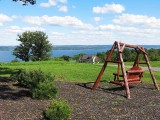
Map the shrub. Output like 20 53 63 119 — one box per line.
11 59 19 63
10 69 30 85
11 69 54 89
44 99 72 120
10 69 57 99
32 80 58 99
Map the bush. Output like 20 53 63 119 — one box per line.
44 99 71 120
60 55 70 61
32 80 58 99
11 69 54 89
11 69 57 99
11 59 19 63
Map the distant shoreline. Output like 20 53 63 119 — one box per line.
0 45 160 51
0 45 160 62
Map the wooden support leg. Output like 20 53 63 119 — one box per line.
143 52 159 90
120 56 131 99
118 43 131 99
92 62 107 90
93 42 116 90
124 77 131 99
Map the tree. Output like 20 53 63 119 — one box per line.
12 0 36 5
148 48 160 61
60 55 70 61
13 31 52 61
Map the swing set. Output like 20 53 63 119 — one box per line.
93 41 159 99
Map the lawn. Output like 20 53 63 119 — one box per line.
0 60 160 84
1 60 160 120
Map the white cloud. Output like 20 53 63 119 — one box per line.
58 6 68 12
99 24 160 39
24 15 94 29
59 0 67 3
5 26 45 33
93 3 125 14
0 14 12 25
113 14 160 28
40 0 67 8
40 0 57 8
52 32 64 35
11 15 18 19
50 30 113 45
94 17 102 22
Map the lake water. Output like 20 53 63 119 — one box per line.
0 45 160 62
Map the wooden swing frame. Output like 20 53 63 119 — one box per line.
92 41 159 99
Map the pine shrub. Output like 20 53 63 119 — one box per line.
10 69 57 99
32 80 58 99
44 99 71 120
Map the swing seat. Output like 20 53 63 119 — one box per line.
110 66 145 86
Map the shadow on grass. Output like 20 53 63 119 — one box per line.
0 67 15 75
0 67 22 77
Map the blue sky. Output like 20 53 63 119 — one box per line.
0 0 160 46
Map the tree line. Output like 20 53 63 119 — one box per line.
96 48 160 62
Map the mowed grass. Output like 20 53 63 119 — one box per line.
0 60 160 84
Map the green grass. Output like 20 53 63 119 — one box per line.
125 61 160 67
0 60 160 83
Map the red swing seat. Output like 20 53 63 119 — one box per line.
110 66 145 86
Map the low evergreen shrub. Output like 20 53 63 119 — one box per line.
11 69 54 89
44 99 71 120
10 69 57 99
32 80 58 99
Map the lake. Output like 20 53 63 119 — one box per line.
0 45 160 62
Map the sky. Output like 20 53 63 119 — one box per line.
0 0 160 46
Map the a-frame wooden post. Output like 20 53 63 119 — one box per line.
117 42 131 99
92 42 116 90
142 47 159 90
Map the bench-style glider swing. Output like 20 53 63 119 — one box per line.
93 41 159 99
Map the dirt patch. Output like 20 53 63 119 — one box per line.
55 81 160 120
0 77 49 120
0 77 160 120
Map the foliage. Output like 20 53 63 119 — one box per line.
97 48 160 62
10 69 57 99
13 31 52 61
13 0 36 5
32 80 58 99
147 48 160 61
44 99 71 120
60 55 70 61
97 52 106 62
11 69 52 88
11 59 19 63
72 53 85 61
